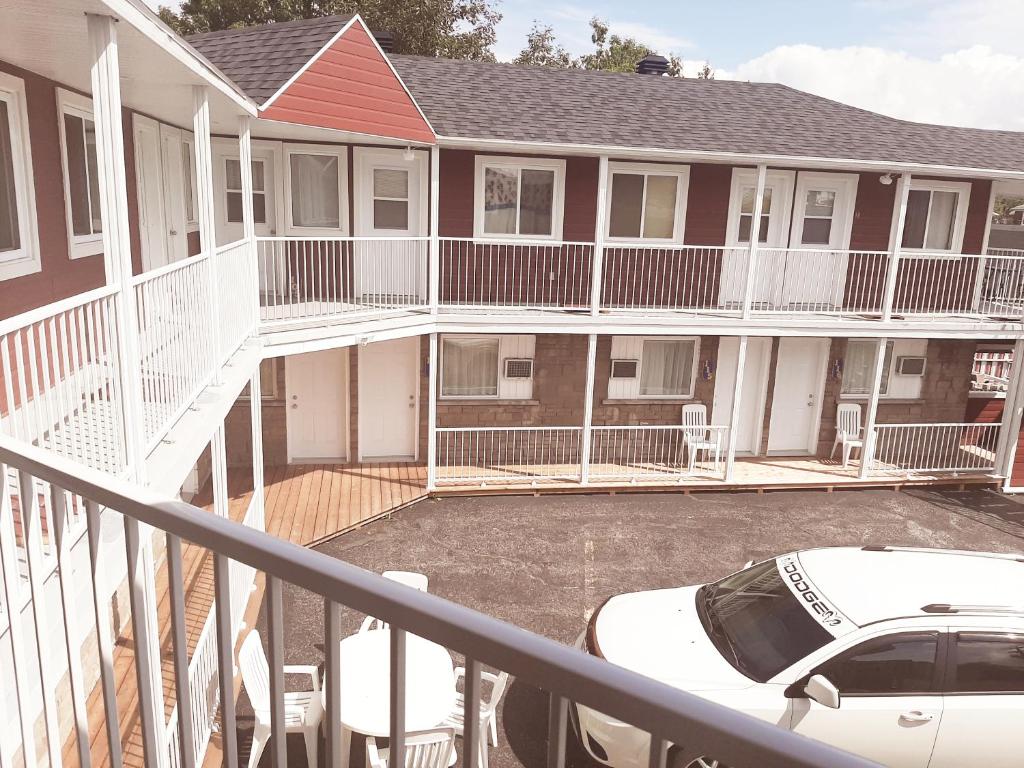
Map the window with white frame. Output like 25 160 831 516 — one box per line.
608 336 699 399
606 163 689 242
371 167 410 230
901 181 970 252
737 186 773 245
57 89 103 259
842 339 927 399
181 134 198 229
0 72 38 281
474 156 564 239
285 145 346 233
225 157 267 224
440 335 535 399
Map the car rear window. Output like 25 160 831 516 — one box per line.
951 633 1024 693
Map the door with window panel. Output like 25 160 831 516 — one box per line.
782 173 859 310
218 147 276 293
354 148 426 304
719 170 794 308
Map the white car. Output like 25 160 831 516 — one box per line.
575 546 1024 768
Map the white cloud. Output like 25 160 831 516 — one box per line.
875 0 1024 58
725 43 1024 131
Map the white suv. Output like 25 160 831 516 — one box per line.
575 546 1024 768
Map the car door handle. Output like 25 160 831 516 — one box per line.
899 710 934 723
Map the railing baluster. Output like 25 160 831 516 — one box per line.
648 737 669 768
463 659 481 768
325 599 343 768
390 627 407 767
167 533 197 768
267 575 287 768
213 551 238 768
547 693 568 768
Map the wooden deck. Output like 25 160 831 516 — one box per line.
63 463 427 768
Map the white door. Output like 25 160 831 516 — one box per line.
782 172 860 309
286 349 349 462
789 632 942 768
767 338 827 454
712 337 771 455
133 116 168 272
159 125 188 264
719 169 795 307
353 148 428 301
358 337 419 460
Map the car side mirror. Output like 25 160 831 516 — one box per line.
804 674 840 709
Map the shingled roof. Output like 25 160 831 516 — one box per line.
188 17 1024 175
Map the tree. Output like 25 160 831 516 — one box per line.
159 0 501 60
696 62 715 80
513 22 575 69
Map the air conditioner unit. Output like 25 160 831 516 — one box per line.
503 358 534 379
896 356 927 376
611 359 639 379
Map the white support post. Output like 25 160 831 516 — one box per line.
429 145 440 313
724 335 749 483
971 182 998 314
239 115 259 329
858 338 889 479
589 157 610 315
741 165 768 320
882 172 912 321
249 369 266 522
996 339 1024 485
212 422 229 517
580 334 598 484
88 20 167 765
193 85 222 375
427 333 439 490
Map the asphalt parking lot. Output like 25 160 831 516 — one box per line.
240 487 1024 768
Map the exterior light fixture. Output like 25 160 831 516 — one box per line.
879 173 894 185
403 145 415 161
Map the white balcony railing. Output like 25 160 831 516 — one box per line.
214 238 260 364
434 426 584 484
869 422 1000 475
890 251 1024 317
256 236 429 322
0 434 870 768
588 425 729 482
438 237 594 310
747 248 890 315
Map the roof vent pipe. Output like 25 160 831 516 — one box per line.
636 54 669 75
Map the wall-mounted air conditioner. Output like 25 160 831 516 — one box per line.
503 358 534 379
896 356 926 376
611 359 639 379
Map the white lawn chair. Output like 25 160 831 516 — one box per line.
443 668 510 768
830 403 863 467
361 571 429 632
682 404 721 473
365 727 456 768
239 631 323 768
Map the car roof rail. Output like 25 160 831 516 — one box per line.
922 603 1024 616
862 545 1024 563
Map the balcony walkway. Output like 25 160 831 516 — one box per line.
62 463 427 768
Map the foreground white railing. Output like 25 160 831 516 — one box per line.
257 236 429 322
134 254 216 451
588 425 728 482
0 434 873 768
0 285 127 475
747 249 889 315
439 237 594 310
869 423 1000 475
434 427 584 484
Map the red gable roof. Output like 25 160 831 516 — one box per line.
259 17 435 144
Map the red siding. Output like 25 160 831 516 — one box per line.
965 395 1004 423
260 20 434 144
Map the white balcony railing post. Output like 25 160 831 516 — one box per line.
724 335 748 483
193 85 222 379
429 145 440 314
741 164 768 320
881 172 912 321
427 333 438 491
239 115 259 330
590 156 610 315
858 338 889 479
580 334 598 484
249 368 266 521
995 338 1024 485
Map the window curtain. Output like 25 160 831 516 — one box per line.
484 167 517 234
442 338 499 396
842 340 893 395
290 154 339 228
639 340 694 396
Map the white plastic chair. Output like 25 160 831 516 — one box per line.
361 571 429 632
830 403 863 467
442 668 510 768
681 404 721 473
239 631 323 768
365 727 455 768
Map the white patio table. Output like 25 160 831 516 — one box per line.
332 628 457 768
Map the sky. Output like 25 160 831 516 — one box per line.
489 0 1024 130
150 0 1024 131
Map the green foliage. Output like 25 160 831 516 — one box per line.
513 17 696 77
159 0 501 60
